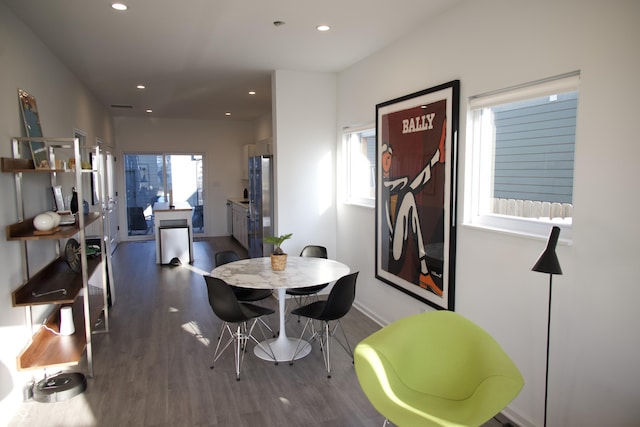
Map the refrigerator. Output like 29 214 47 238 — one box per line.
248 155 274 258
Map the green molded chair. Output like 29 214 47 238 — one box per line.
354 311 524 427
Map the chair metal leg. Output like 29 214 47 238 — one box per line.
331 320 353 360
234 324 243 380
258 317 275 337
321 321 331 377
211 322 235 369
250 317 277 361
235 319 268 380
289 317 353 378
211 319 275 380
247 298 276 337
289 318 317 363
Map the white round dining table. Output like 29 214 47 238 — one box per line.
210 256 350 362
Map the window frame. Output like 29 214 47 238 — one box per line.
341 123 376 208
465 72 580 241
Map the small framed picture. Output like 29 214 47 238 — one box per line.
52 185 65 211
29 141 49 169
18 89 49 169
18 89 44 139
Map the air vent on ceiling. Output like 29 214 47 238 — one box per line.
110 104 133 109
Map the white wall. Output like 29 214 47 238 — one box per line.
272 70 338 258
114 117 257 237
0 3 115 423
254 112 273 143
336 0 640 426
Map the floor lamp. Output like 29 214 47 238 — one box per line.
531 226 563 427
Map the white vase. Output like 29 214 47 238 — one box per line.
33 213 54 231
45 211 61 227
59 306 75 335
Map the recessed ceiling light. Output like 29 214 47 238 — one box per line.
225 112 232 116
112 3 127 11
137 85 146 89
316 25 330 32
248 91 256 95
146 109 153 113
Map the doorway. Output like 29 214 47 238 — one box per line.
124 153 204 237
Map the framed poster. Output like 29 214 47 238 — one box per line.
375 80 460 310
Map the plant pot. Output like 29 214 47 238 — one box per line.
270 253 288 271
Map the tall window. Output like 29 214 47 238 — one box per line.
124 153 204 237
343 125 376 207
467 72 579 238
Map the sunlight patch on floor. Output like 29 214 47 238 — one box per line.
180 263 210 276
181 320 210 347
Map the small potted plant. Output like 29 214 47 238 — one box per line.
264 233 293 271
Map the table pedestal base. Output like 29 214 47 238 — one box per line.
254 287 312 362
254 336 311 362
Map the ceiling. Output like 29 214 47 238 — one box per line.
3 0 460 121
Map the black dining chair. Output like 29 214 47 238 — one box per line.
286 245 330 321
203 275 275 380
215 250 275 335
289 271 359 378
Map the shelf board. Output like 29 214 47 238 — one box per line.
16 288 104 371
1 157 93 173
6 212 101 241
12 256 101 307
1 157 35 171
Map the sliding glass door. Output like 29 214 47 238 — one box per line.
124 153 203 237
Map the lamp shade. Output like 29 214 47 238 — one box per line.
532 226 563 275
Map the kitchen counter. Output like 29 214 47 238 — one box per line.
227 197 250 208
153 201 194 264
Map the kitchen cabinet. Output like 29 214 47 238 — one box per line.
230 200 249 249
255 138 272 156
2 137 111 376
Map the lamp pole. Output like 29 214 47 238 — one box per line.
544 274 553 427
531 225 562 427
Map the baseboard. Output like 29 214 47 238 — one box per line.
352 301 387 327
500 407 535 427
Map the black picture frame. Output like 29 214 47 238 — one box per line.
18 89 51 169
375 80 460 310
18 88 43 139
52 185 65 211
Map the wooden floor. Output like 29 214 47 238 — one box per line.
9 237 508 427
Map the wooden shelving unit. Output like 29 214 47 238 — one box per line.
16 286 103 371
11 257 101 307
3 136 111 376
6 212 100 241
